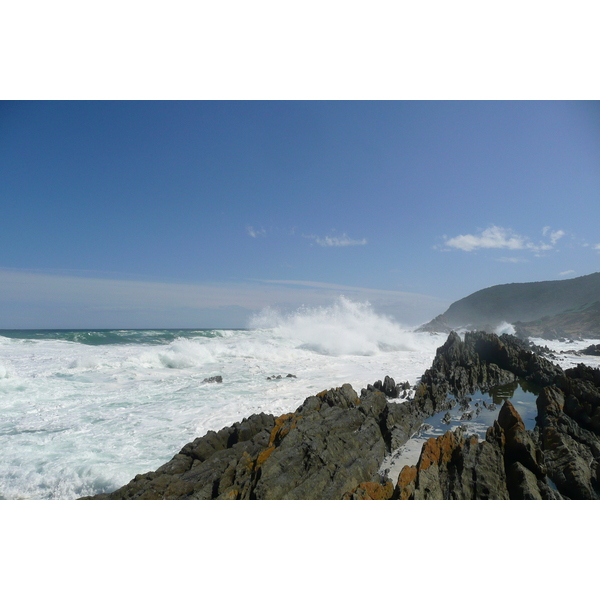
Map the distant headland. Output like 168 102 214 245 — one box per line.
418 272 600 340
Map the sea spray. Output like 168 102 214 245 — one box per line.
494 321 516 335
250 296 420 356
0 307 445 499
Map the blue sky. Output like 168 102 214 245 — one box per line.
1 100 600 328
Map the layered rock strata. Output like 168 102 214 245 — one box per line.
396 333 600 500
83 331 600 500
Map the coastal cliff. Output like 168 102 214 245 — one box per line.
419 271 600 337
83 331 600 500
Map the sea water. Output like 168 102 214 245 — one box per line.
0 297 445 500
2 298 598 501
379 380 541 482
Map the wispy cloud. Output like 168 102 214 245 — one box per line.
308 233 367 247
496 256 528 263
256 279 435 299
560 270 576 276
542 226 565 245
0 269 446 328
593 243 600 251
246 225 266 238
444 226 532 252
442 225 564 254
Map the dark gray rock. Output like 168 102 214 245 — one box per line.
581 344 600 356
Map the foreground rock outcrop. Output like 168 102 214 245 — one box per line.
83 331 600 500
397 333 600 499
396 400 559 499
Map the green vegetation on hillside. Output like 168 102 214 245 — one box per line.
420 272 600 338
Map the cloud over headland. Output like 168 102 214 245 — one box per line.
441 225 565 254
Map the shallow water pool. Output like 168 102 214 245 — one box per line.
380 380 540 482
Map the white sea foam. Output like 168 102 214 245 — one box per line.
251 296 420 356
494 321 516 335
530 337 600 370
0 300 447 499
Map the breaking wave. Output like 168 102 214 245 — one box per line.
249 296 419 356
494 321 516 335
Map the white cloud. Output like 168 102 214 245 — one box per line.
444 226 529 252
496 257 528 263
593 243 600 251
542 227 565 245
311 233 367 247
443 225 564 254
246 225 266 238
560 270 576 276
256 279 434 298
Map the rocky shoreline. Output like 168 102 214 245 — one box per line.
82 331 600 500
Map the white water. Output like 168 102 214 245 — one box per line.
0 298 445 499
530 337 600 370
4 294 597 500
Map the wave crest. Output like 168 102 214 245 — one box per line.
249 296 417 356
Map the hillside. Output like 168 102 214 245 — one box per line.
419 272 600 337
513 301 600 340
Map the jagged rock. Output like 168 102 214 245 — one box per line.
202 375 223 383
505 462 543 500
581 344 600 356
267 373 297 380
368 375 400 398
535 385 600 499
395 427 510 500
342 480 395 500
395 333 600 500
497 400 545 479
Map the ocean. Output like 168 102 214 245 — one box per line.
1 297 598 500
0 298 445 499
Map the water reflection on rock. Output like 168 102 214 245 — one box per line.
380 380 540 481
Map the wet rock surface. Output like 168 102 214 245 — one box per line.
396 333 600 500
580 344 600 356
83 331 600 500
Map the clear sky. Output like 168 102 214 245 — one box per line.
1 100 600 328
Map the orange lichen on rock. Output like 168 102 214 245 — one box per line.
253 413 303 472
418 431 460 471
396 465 417 500
268 413 302 446
342 480 395 500
255 444 275 467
